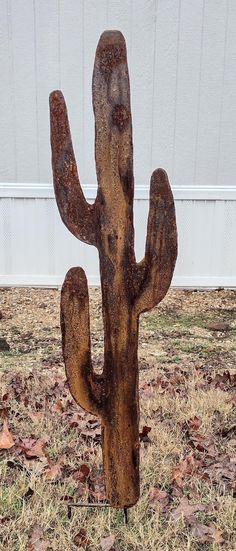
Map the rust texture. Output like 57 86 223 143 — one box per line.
50 30 177 508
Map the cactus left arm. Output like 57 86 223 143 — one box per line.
61 267 104 416
50 91 97 246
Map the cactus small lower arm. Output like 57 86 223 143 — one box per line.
50 30 177 508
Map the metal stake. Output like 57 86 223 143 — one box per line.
124 507 128 524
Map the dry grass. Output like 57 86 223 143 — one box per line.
0 288 235 550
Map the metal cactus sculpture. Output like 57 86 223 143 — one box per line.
50 30 177 508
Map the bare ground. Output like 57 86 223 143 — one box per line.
0 287 235 551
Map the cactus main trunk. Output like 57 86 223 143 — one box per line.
97 190 140 506
100 233 140 504
50 30 177 509
101 304 139 507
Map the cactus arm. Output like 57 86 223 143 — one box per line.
49 91 97 246
61 267 103 417
92 31 134 210
134 169 177 314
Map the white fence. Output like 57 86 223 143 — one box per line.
1 0 236 287
0 184 236 288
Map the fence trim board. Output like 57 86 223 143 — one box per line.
1 183 236 200
0 275 235 289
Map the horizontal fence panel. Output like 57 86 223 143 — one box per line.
0 186 235 288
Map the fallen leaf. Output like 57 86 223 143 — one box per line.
186 416 202 431
189 433 216 457
148 487 169 512
23 437 48 459
43 457 63 481
0 420 15 449
148 487 169 503
139 425 152 443
171 486 183 498
204 455 236 485
1 392 9 401
72 463 90 483
139 425 151 437
208 524 225 544
0 406 9 418
101 534 115 551
73 528 89 548
68 412 82 428
208 370 236 390
27 524 49 550
51 399 64 414
189 519 224 544
171 496 205 521
171 454 202 487
227 393 236 406
27 411 44 423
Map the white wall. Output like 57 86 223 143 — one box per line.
0 1 236 287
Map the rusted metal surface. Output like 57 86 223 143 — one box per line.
50 30 177 508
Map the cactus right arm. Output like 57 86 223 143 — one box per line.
61 267 104 416
50 91 97 246
134 169 177 314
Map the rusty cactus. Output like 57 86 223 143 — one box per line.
49 30 177 508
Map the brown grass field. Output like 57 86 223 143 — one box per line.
0 287 235 551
